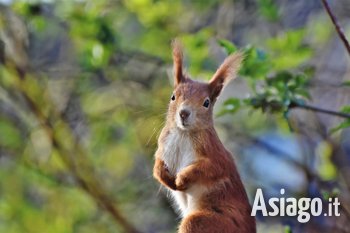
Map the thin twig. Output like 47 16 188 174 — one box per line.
0 39 5 64
290 101 350 119
321 0 350 56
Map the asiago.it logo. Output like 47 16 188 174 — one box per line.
251 188 340 223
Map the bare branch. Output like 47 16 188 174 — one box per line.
290 101 350 119
321 0 350 56
0 39 4 64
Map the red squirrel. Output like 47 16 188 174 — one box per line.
153 40 256 233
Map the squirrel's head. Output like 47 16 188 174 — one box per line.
167 39 243 131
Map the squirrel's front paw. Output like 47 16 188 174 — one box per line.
155 160 169 177
154 159 177 190
175 174 189 191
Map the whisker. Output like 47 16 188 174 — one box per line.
146 120 166 147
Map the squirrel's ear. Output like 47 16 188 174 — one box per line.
172 39 185 86
209 52 243 99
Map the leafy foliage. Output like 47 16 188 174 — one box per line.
331 106 350 133
219 39 311 116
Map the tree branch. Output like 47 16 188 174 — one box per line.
321 0 350 56
12 70 142 233
0 39 4 64
290 101 350 119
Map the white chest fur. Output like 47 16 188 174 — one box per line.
161 130 206 217
161 130 195 175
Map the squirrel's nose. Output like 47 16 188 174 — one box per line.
179 109 190 120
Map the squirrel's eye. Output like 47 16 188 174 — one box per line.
203 98 210 108
171 94 175 101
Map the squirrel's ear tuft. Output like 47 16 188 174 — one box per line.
172 39 185 86
209 52 243 99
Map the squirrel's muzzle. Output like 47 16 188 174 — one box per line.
179 109 190 121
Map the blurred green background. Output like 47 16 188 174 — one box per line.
0 0 350 232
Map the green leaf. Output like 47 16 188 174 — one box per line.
240 45 271 79
321 190 330 200
217 98 241 116
321 188 340 200
341 81 350 86
330 120 350 133
330 106 350 133
340 105 350 113
218 39 237 54
294 89 311 100
284 225 292 233
258 0 280 22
